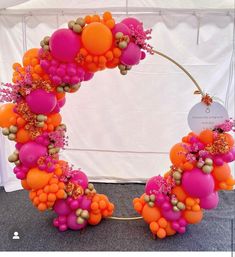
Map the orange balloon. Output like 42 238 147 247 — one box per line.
199 129 214 145
172 186 188 202
88 212 102 225
165 222 176 236
224 133 234 147
0 103 18 128
212 163 231 182
23 48 39 66
47 113 62 127
82 22 112 55
183 210 203 224
169 143 188 167
21 179 31 190
16 128 31 143
142 205 161 224
26 168 52 190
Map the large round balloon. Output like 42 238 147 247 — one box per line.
120 42 141 66
182 168 215 198
50 29 81 62
81 22 112 55
26 89 57 114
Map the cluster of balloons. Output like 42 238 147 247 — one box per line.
1 11 152 232
134 128 235 238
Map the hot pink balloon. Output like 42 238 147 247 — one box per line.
54 199 71 216
26 89 57 114
50 29 81 62
19 141 47 167
182 168 215 198
162 208 182 221
112 23 130 36
70 170 88 189
121 17 143 31
67 212 87 230
120 42 141 66
84 72 94 81
200 191 219 210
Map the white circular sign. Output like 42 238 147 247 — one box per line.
187 101 229 134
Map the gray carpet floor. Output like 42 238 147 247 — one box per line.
0 183 234 251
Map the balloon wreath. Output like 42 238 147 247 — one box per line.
0 11 234 238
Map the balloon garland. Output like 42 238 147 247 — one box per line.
0 11 234 237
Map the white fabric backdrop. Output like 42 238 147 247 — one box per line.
0 2 234 191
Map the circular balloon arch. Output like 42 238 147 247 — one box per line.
0 11 234 239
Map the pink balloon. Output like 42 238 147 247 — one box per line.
112 23 130 36
213 156 224 166
67 212 87 230
141 51 146 60
80 196 91 210
58 97 66 108
121 17 143 31
200 191 219 210
222 152 234 163
120 42 141 66
54 200 71 216
145 175 166 196
84 72 94 81
26 89 57 114
70 170 88 189
182 168 215 198
162 208 182 221
50 29 81 62
19 141 47 167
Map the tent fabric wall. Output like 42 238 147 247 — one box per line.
0 2 234 191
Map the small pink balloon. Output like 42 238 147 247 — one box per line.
200 191 219 210
52 75 62 85
222 152 234 163
112 23 130 36
84 72 94 81
213 156 224 166
50 29 81 62
141 51 146 60
58 97 66 108
57 67 66 77
120 42 141 66
54 200 71 216
26 89 57 114
59 224 68 232
182 168 215 198
80 196 91 210
70 170 88 189
162 208 182 221
67 212 87 230
19 141 47 167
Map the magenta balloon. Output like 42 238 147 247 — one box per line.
145 176 164 196
200 191 219 210
121 17 143 30
67 212 87 230
112 22 130 36
230 147 235 158
162 208 182 221
120 42 141 66
84 72 94 81
54 199 71 216
213 156 224 166
70 170 88 189
58 97 66 108
141 51 146 60
80 196 91 210
26 89 57 114
19 141 47 167
182 168 215 198
222 152 234 163
50 29 81 62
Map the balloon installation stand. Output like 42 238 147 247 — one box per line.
0 11 234 239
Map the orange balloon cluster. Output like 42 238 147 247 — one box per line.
88 194 115 225
12 48 50 83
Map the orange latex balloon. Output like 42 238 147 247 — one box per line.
183 210 203 224
171 186 188 202
21 179 31 190
47 113 62 127
142 205 161 224
82 22 112 55
16 128 31 143
169 143 188 167
224 133 234 147
0 103 18 128
199 129 214 145
26 168 52 190
165 222 176 236
23 48 39 66
212 163 231 182
88 212 102 225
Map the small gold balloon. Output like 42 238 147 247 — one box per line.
77 217 84 224
9 125 18 134
43 45 50 51
205 158 213 166
118 64 126 71
57 86 64 93
81 210 89 219
8 133 16 141
175 180 181 185
148 202 154 207
68 20 75 29
88 183 94 190
173 171 181 180
202 165 213 174
73 24 82 33
144 195 150 202
43 36 50 44
40 40 45 47
64 86 70 92
177 202 185 210
37 114 46 122
2 128 10 136
173 206 180 212
171 199 178 206
76 208 82 216
115 32 123 39
8 154 18 163
118 41 128 49
149 194 156 202
76 18 85 27
36 121 44 128
120 70 128 75
197 161 204 169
